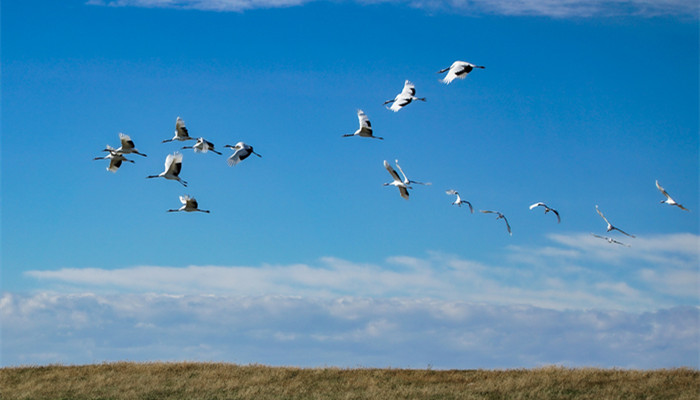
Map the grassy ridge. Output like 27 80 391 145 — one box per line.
1 362 698 399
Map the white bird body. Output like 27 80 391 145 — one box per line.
182 137 222 155
446 190 473 213
105 133 147 157
94 146 135 173
383 160 411 200
438 61 485 84
529 202 561 223
147 152 187 186
656 180 689 211
342 109 383 140
163 117 196 143
591 233 630 247
225 142 262 166
384 80 426 112
595 205 635 238
168 195 210 213
480 210 512 235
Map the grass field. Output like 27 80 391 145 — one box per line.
1 362 698 399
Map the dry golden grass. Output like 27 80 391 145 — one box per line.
1 362 698 400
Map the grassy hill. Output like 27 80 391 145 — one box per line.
1 362 698 399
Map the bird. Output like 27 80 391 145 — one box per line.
94 147 134 173
104 133 147 157
181 137 222 155
383 160 411 200
529 202 561 223
342 109 383 140
168 195 210 213
655 180 689 211
445 190 473 213
438 61 485 84
480 210 512 236
383 80 426 112
147 152 187 186
591 233 630 247
224 142 262 166
162 116 196 143
394 159 431 186
595 205 635 238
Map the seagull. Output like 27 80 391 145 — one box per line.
105 133 147 157
394 159 431 186
94 146 134 173
147 152 187 186
383 160 411 200
480 210 512 236
181 137 222 155
438 61 485 84
591 233 630 247
342 109 383 140
383 80 426 112
162 116 196 143
656 180 689 211
595 205 635 238
224 142 262 166
529 202 561 223
446 190 473 213
168 195 210 213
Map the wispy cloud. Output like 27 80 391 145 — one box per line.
2 292 697 368
25 233 700 312
85 0 699 17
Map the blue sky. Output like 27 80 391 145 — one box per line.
1 0 699 368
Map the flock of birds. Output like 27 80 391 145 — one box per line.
94 60 690 244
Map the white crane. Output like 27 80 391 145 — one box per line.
591 233 630 247
480 210 512 236
529 202 561 223
595 205 635 238
168 195 210 213
342 109 383 140
394 159 431 186
383 160 411 200
182 137 222 155
224 142 262 166
104 133 147 157
656 180 689 211
383 80 426 112
446 190 473 213
94 146 134 173
438 61 485 84
162 116 196 143
147 152 187 186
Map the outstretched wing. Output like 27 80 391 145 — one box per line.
595 205 610 225
655 180 670 199
384 160 401 182
401 80 416 96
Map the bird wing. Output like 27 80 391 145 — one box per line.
529 202 544 210
480 210 496 215
187 197 199 209
401 80 416 96
119 133 135 150
399 186 410 200
655 180 670 198
384 160 402 182
446 189 458 195
612 227 635 238
464 201 474 214
166 152 183 174
179 195 189 205
108 158 122 172
175 117 189 138
394 160 410 184
357 110 371 129
551 209 561 223
595 206 610 225
228 148 246 166
502 214 512 235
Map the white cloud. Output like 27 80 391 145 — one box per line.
25 233 700 312
85 0 699 17
1 292 697 368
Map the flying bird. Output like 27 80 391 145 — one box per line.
394 159 431 186
105 133 147 157
591 233 630 247
480 210 512 236
383 80 426 112
342 109 383 140
383 160 411 200
655 180 689 211
446 190 473 213
595 205 635 238
162 116 196 143
438 61 485 84
94 147 134 173
147 152 187 186
529 202 561 223
168 195 210 213
224 142 262 166
182 137 222 155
